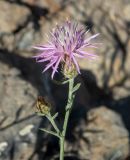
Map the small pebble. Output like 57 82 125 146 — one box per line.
19 124 34 136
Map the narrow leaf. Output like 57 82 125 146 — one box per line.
52 112 58 119
40 128 60 138
52 79 69 85
72 83 81 93
36 113 45 116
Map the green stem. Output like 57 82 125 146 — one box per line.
60 78 75 160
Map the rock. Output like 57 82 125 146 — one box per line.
0 1 30 33
75 106 129 160
19 124 34 136
0 142 8 156
15 25 35 51
0 60 39 159
123 5 130 21
0 1 31 51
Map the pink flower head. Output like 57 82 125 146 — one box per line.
33 21 99 78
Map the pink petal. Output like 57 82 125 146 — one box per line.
51 57 62 79
84 33 100 43
71 56 80 73
43 59 57 72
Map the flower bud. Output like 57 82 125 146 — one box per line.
62 56 78 79
36 96 51 115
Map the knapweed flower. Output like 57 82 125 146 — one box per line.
33 21 99 78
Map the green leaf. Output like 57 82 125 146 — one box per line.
36 113 45 116
72 83 81 93
61 80 70 84
40 128 60 138
52 112 58 119
52 79 69 85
